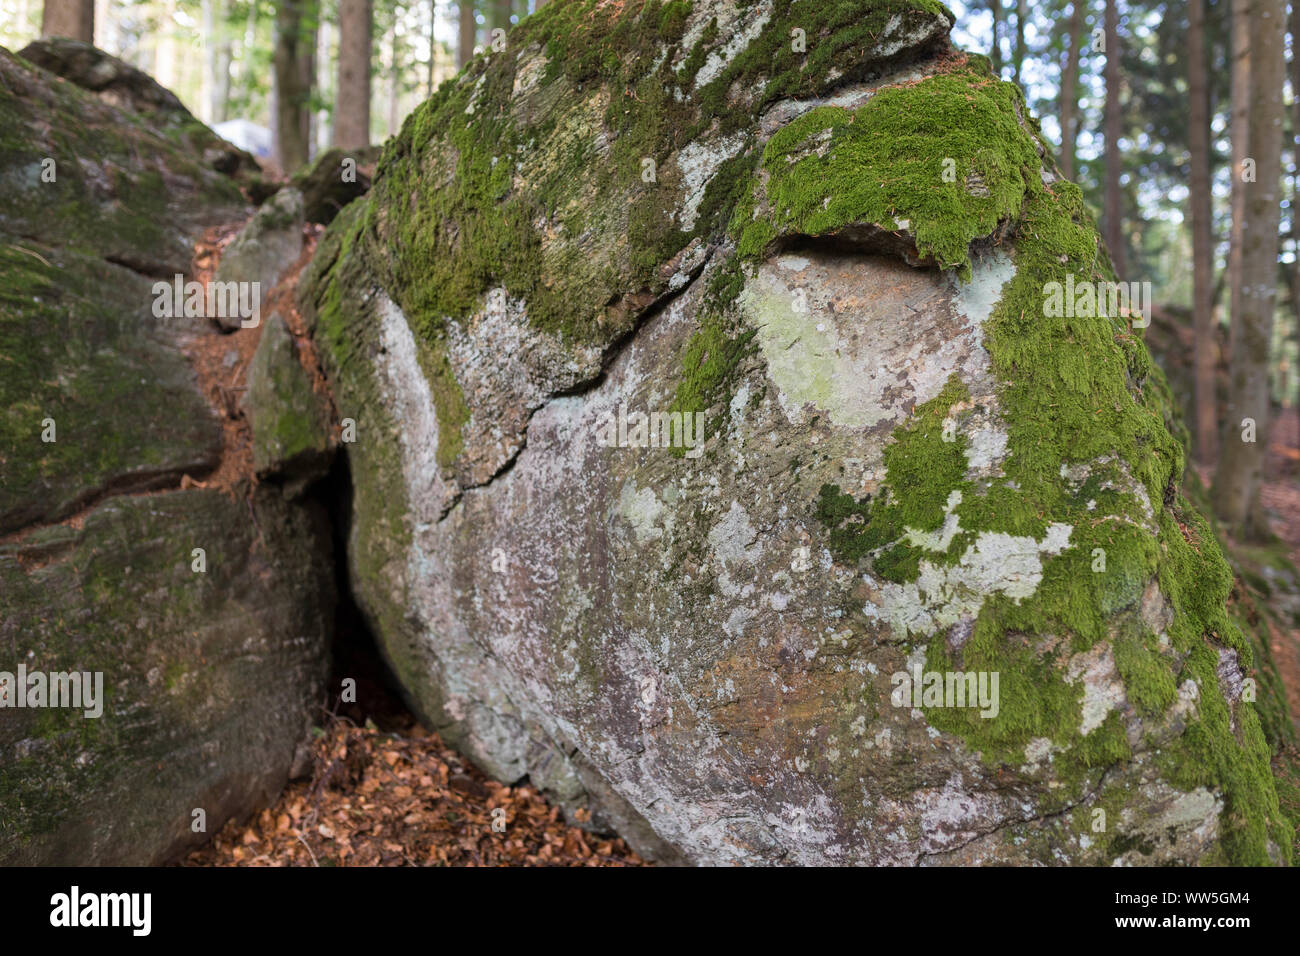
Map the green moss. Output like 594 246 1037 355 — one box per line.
786 52 1290 861
359 0 954 473
656 253 757 454
814 376 969 581
923 622 1131 782
1159 640 1291 865
0 242 222 533
736 70 1038 276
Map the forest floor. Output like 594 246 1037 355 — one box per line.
181 717 646 867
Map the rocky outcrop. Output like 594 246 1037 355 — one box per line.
301 0 1293 865
213 187 307 329
290 146 380 225
0 47 333 865
244 312 336 487
17 37 265 193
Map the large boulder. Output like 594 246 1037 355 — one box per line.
300 0 1293 864
0 47 334 864
17 38 265 191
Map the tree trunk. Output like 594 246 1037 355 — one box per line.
335 0 372 149
1224 0 1251 385
1188 0 1216 465
155 0 177 91
989 0 1003 76
1059 0 1083 181
201 0 233 125
1214 0 1286 539
274 0 316 173
41 0 93 42
434 0 444 96
458 0 475 68
212 0 233 124
387 19 400 136
1102 0 1125 278
1013 0 1026 86
492 0 511 31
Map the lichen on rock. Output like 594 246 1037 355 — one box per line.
302 0 1292 865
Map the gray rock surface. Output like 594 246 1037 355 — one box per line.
299 0 1293 865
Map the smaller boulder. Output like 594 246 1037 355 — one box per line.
213 188 306 331
290 146 379 224
243 313 334 488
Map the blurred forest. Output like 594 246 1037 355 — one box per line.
3 0 1298 541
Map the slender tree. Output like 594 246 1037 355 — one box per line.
1059 1 1083 182
386 15 399 136
427 0 437 96
1225 0 1251 376
1102 0 1125 278
989 0 1003 76
492 0 510 31
1214 0 1287 539
41 0 93 42
203 0 234 124
1013 0 1026 86
1188 0 1216 464
335 0 372 148
458 0 475 67
273 0 317 172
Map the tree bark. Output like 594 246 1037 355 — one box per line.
1214 0 1286 539
1188 0 1216 464
41 0 93 42
989 0 1003 76
335 0 372 149
434 0 444 97
1103 0 1125 278
492 0 511 31
458 0 475 68
1013 0 1026 86
387 18 400 137
1059 0 1083 182
273 0 316 173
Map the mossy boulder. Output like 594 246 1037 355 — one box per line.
244 312 335 486
0 486 333 865
17 38 265 193
213 187 306 329
0 48 334 863
0 45 248 275
290 145 381 225
302 0 1292 864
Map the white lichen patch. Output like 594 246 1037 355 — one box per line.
618 478 666 545
445 286 603 486
743 253 971 431
877 524 1073 638
1065 642 1128 736
871 10 951 59
903 490 964 552
692 1 771 88
375 294 454 522
1059 455 1157 533
674 133 747 231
